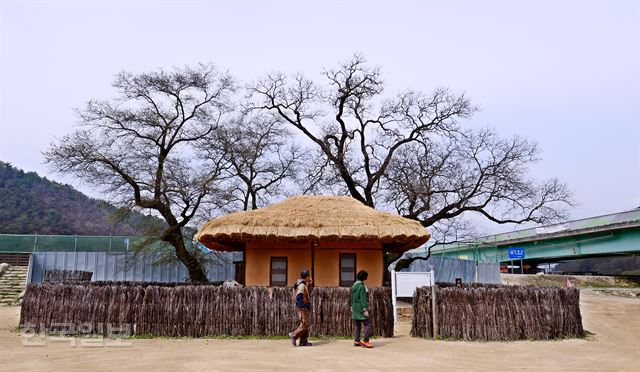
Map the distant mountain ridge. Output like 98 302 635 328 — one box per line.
0 161 163 235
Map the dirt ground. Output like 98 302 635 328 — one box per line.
501 273 640 289
0 290 638 372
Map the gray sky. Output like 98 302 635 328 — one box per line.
1 0 638 232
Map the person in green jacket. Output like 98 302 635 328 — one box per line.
350 270 373 348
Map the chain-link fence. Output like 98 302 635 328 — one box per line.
0 234 174 253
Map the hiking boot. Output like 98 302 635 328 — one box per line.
353 341 362 347
288 333 297 347
299 340 313 346
360 341 374 348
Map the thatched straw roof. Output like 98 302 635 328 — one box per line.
195 195 430 252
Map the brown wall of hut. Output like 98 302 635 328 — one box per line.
315 241 383 287
245 241 311 286
245 240 384 287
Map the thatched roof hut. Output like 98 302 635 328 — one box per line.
195 195 430 287
196 195 430 251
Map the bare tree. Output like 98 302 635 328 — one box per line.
385 129 572 262
201 113 304 211
250 55 573 248
385 129 571 228
45 64 235 282
249 55 476 207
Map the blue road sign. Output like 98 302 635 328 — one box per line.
196 241 213 255
508 248 525 259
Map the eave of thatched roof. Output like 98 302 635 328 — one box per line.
195 195 430 252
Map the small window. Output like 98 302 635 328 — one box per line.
339 253 356 287
270 257 288 286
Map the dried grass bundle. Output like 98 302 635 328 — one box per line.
196 196 430 251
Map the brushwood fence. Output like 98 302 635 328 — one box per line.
20 282 394 338
411 284 584 341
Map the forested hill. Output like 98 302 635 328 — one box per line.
0 161 164 235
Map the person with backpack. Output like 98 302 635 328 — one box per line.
288 270 313 346
351 270 373 348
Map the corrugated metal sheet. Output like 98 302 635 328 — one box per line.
402 255 500 284
28 252 237 283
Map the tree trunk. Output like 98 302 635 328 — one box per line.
383 251 403 286
162 228 208 283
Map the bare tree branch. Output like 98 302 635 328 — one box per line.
200 113 305 211
249 55 573 251
45 64 236 282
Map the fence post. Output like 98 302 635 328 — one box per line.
475 262 479 283
109 236 112 253
74 234 78 253
33 233 38 253
430 270 438 340
25 253 33 285
391 270 397 324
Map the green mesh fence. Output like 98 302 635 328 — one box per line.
0 234 178 253
0 235 36 252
